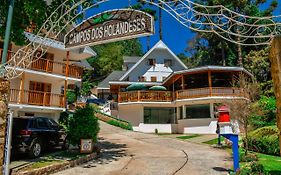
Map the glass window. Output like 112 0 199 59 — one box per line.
164 59 172 67
151 76 157 82
144 107 176 124
36 118 49 128
185 104 210 119
179 106 183 119
148 59 156 66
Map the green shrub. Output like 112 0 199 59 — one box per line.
246 126 280 156
240 152 258 162
250 96 276 129
68 105 100 146
66 90 77 104
239 162 266 175
107 120 132 130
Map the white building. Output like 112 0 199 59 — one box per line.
1 32 96 120
103 41 251 134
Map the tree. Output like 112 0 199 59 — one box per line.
186 0 278 67
224 74 260 155
68 105 100 146
87 39 143 79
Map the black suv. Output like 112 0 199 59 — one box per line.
12 117 68 158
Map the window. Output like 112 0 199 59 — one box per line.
185 104 211 119
151 76 157 82
164 59 172 67
139 76 146 82
144 107 176 124
148 59 156 66
36 118 49 128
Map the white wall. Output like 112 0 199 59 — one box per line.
118 104 143 126
134 123 178 133
126 49 186 82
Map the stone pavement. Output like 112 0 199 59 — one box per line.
53 122 232 175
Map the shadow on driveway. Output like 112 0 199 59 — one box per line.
82 137 128 168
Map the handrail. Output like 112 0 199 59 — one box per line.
10 89 65 108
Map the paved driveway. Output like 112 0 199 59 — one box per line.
54 122 231 175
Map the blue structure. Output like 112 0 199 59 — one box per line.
221 134 240 172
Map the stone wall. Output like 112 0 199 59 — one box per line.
0 78 10 175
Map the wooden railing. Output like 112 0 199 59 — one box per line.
31 58 83 78
118 87 246 103
0 48 83 79
176 87 246 99
10 89 65 108
118 91 172 103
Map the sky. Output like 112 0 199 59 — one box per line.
88 0 281 55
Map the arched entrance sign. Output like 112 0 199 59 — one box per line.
65 9 154 49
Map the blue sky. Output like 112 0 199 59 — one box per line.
89 0 281 55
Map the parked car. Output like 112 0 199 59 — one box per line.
12 117 68 158
86 98 106 105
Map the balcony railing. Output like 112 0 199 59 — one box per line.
10 89 65 108
176 87 245 99
0 48 83 79
31 58 83 78
118 87 246 103
118 91 172 103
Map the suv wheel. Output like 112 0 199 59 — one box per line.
29 139 42 158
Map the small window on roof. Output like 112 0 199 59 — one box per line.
139 76 146 82
147 59 156 66
164 59 172 67
151 76 157 82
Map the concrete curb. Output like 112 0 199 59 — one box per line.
11 152 97 175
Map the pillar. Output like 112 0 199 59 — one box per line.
269 36 281 156
210 103 214 118
182 105 186 119
0 78 10 174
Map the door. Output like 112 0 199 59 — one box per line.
28 81 52 106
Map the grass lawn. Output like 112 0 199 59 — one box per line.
203 138 281 174
21 150 86 171
256 152 281 174
176 134 200 140
203 137 224 145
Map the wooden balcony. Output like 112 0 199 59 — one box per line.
118 91 173 103
118 87 246 103
31 58 83 78
10 89 65 108
176 87 245 99
0 48 83 79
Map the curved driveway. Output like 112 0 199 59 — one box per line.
54 122 231 175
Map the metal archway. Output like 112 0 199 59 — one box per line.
2 0 281 80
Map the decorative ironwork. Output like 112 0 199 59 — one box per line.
2 0 281 80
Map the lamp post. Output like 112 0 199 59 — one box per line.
1 0 15 175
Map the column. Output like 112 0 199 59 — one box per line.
64 51 70 108
176 106 180 120
210 103 214 118
182 105 186 119
18 72 25 103
208 71 212 96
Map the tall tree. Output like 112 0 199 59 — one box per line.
186 0 278 67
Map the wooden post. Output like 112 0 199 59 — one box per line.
269 36 281 156
18 72 25 103
0 78 10 173
64 51 70 108
208 71 212 96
